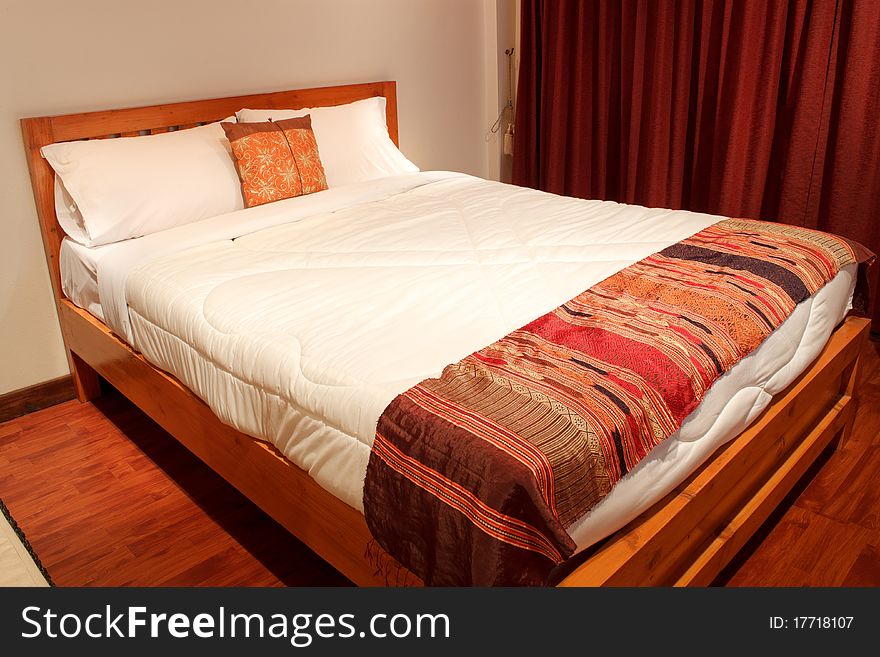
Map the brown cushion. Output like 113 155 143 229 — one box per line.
221 116 328 207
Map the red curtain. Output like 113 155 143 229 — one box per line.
513 0 880 329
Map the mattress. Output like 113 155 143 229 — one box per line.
72 172 855 555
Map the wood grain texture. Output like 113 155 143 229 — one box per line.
0 335 876 587
54 291 870 586
0 392 349 586
20 80 399 317
0 376 74 423
720 337 880 586
56 300 415 586
18 82 406 586
557 316 869 586
18 83 874 587
24 81 398 144
19 82 400 408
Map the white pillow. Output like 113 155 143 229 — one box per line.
236 97 419 188
42 120 243 246
54 175 89 245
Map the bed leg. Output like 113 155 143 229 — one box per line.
69 351 102 402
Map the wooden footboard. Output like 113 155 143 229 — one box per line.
559 314 869 586
58 299 869 586
22 82 872 587
58 300 409 586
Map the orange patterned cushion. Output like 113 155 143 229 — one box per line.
221 116 328 207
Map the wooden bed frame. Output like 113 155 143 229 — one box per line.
21 81 870 586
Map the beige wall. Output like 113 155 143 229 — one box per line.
483 0 518 183
0 0 493 394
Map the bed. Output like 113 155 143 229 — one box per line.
21 81 871 586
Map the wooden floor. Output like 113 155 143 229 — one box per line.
0 337 878 587
0 391 348 586
719 333 880 586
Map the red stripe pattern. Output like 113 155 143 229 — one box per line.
363 219 864 585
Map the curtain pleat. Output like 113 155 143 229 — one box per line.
512 0 880 328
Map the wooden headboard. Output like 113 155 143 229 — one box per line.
20 80 399 310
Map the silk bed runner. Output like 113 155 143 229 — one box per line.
363 219 869 585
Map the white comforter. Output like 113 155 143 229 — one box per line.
95 172 854 552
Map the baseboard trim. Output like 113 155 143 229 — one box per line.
0 375 75 423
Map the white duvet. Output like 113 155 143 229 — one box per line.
92 172 855 553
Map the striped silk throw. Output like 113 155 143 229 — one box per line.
363 219 871 586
